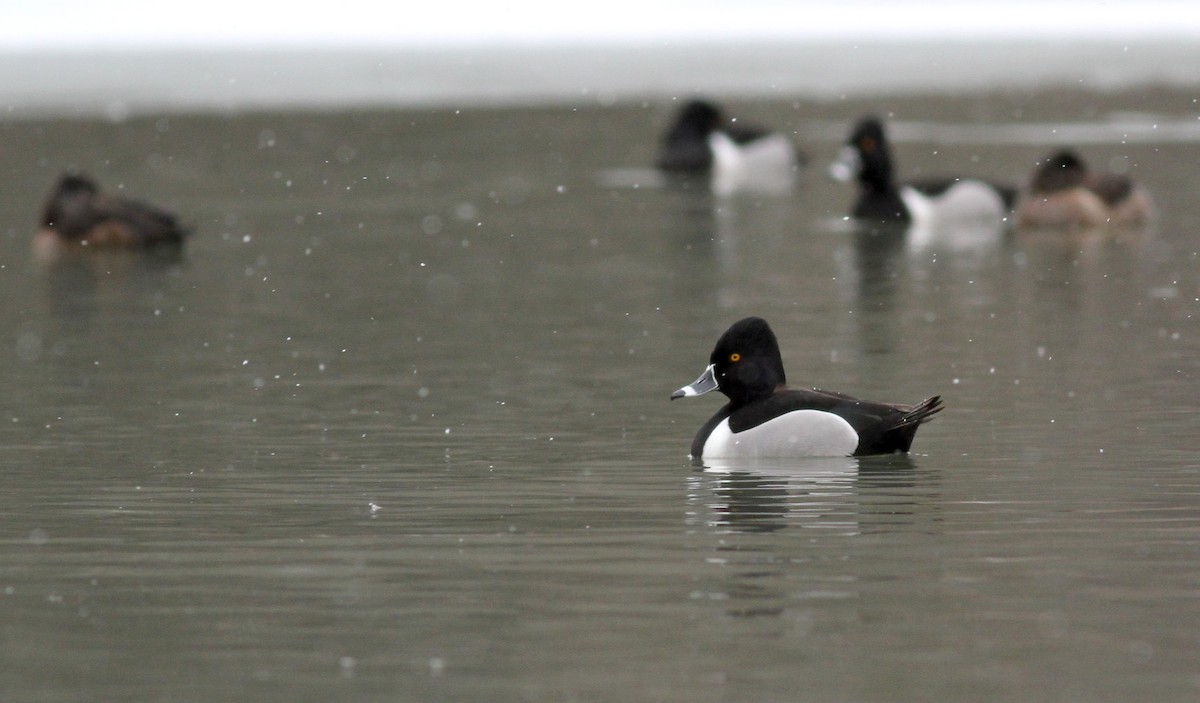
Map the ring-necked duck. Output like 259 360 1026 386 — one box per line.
657 99 802 195
830 116 1015 227
671 317 943 459
35 173 189 257
1015 150 1155 228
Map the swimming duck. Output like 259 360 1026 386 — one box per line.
671 317 943 459
657 99 801 194
1015 150 1155 228
35 173 189 255
830 116 1015 227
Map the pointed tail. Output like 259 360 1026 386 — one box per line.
899 395 944 427
886 395 944 453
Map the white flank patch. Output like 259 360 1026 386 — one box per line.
703 410 858 458
901 180 1006 251
708 132 798 196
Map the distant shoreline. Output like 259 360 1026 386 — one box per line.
4 38 1199 120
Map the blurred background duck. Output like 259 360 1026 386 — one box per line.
1015 150 1155 228
35 173 190 260
830 115 1016 230
657 98 803 195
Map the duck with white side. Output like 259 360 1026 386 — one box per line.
829 116 1015 239
657 99 802 195
671 317 943 460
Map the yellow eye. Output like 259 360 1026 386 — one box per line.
729 353 741 362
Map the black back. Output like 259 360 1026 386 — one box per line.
908 176 1019 210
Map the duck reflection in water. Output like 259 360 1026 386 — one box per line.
690 455 920 535
685 456 928 620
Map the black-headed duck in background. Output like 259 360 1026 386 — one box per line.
830 115 1016 228
34 173 189 261
657 98 803 195
1015 150 1155 228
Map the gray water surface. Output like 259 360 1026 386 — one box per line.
1 91 1198 701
